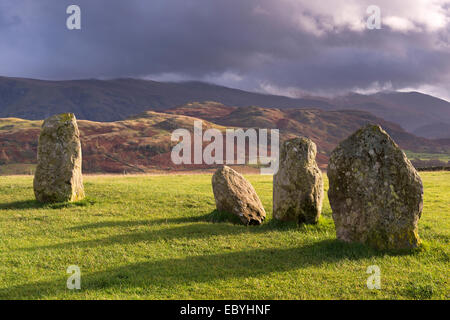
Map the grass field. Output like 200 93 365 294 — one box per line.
0 172 448 300
0 164 36 176
404 151 450 163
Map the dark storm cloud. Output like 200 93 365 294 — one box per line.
0 0 449 98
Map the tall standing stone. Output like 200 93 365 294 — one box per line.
33 113 85 203
273 137 324 224
212 166 266 225
327 124 423 250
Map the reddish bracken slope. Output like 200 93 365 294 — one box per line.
0 102 448 173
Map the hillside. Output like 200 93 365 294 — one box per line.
0 112 225 173
0 76 331 122
1 77 449 136
413 122 450 139
1 102 448 173
333 91 450 132
166 102 449 155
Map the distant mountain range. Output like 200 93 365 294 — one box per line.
333 91 450 134
0 76 331 121
1 76 449 139
1 102 448 173
413 122 450 140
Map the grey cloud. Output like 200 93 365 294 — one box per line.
0 0 449 99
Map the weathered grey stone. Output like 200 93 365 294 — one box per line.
327 124 423 250
33 113 85 203
212 166 266 225
273 137 323 224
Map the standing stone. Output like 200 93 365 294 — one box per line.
212 166 266 225
273 138 323 224
33 113 85 203
327 124 423 250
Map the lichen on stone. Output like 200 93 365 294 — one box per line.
33 113 85 203
212 166 266 225
327 124 423 250
273 137 324 224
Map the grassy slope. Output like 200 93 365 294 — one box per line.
0 118 42 130
404 151 450 163
1 109 450 175
0 173 448 300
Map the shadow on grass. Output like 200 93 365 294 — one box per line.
0 199 46 210
68 213 213 231
28 211 301 252
0 239 383 299
205 209 243 225
17 206 418 258
22 222 277 252
204 210 300 230
202 210 299 229
0 198 96 210
68 210 298 231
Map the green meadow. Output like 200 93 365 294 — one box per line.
404 151 450 163
0 172 448 300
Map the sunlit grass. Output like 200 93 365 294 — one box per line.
404 150 450 162
0 172 448 299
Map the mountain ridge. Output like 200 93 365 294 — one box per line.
0 76 449 137
1 102 448 174
0 76 332 121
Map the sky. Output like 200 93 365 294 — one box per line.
0 0 449 100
